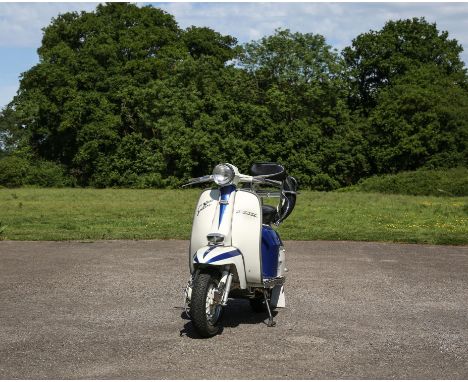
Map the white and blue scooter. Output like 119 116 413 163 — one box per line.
183 162 297 337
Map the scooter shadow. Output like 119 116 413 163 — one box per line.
180 299 277 339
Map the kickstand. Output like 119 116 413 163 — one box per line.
263 289 276 327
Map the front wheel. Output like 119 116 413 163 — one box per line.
190 270 223 337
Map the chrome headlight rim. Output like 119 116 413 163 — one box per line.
212 163 235 186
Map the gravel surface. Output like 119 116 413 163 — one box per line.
0 240 467 379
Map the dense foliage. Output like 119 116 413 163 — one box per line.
0 153 71 188
342 168 468 196
1 4 467 189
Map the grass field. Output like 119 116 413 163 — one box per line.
0 188 467 245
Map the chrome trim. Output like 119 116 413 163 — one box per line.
263 275 286 288
250 177 282 187
183 277 194 318
221 272 233 306
256 190 281 198
213 268 233 306
213 163 235 186
207 233 225 245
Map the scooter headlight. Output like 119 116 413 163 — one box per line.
212 163 235 186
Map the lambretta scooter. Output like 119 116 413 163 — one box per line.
183 162 297 337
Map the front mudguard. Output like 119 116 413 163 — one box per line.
192 245 247 289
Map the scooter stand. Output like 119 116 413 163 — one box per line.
263 289 276 327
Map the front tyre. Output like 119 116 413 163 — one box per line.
190 270 222 337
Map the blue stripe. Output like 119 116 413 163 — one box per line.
203 246 217 259
203 245 218 258
207 249 241 264
219 185 235 227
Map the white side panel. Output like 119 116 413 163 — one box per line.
189 189 220 272
231 190 262 285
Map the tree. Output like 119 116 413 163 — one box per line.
183 26 239 63
239 29 369 188
366 64 468 173
343 18 468 175
343 17 467 111
0 106 23 155
12 3 241 185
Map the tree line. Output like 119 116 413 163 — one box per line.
1 3 467 189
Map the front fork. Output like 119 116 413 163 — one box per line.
183 265 233 317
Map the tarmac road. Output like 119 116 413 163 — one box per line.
0 239 467 379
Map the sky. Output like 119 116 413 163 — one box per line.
1 2 468 109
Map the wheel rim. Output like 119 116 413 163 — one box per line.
205 282 221 325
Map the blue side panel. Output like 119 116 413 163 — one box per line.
261 225 282 278
219 185 236 227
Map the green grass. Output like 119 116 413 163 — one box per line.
0 188 467 245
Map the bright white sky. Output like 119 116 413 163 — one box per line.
1 2 468 108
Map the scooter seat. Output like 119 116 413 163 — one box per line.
262 205 278 225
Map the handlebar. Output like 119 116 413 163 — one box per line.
181 175 214 188
182 173 283 188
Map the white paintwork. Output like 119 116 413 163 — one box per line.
231 190 263 285
277 247 286 276
272 246 287 307
194 245 247 289
189 189 220 273
271 285 285 308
